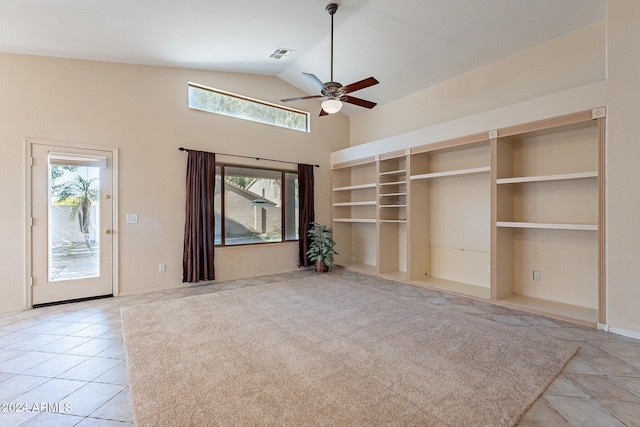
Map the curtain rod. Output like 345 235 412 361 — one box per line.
178 147 320 168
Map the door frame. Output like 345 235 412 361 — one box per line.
24 138 119 309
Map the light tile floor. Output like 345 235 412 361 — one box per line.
0 268 639 426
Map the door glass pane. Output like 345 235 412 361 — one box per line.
49 164 100 281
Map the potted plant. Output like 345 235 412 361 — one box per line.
306 222 338 272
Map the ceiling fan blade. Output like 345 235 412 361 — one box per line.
341 96 377 109
303 72 328 91
319 108 329 116
281 95 324 102
341 77 379 94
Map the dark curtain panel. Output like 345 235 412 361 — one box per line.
298 164 315 267
183 151 216 282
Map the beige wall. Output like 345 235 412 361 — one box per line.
350 20 606 147
344 2 640 337
604 1 640 336
0 53 349 311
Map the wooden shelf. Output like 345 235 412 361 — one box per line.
380 270 409 281
379 181 407 186
333 218 376 223
380 192 407 197
337 261 376 275
498 294 598 325
380 219 406 223
333 183 376 191
380 204 407 208
497 221 598 231
413 276 491 300
332 201 376 207
497 171 598 185
411 166 490 181
379 169 407 176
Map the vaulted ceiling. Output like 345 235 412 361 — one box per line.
0 0 605 116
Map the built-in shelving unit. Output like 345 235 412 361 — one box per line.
493 111 603 325
377 151 409 278
331 108 605 327
409 139 492 299
331 157 378 272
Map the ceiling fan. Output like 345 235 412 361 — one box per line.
281 3 379 116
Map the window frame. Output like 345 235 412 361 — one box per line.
188 82 310 133
216 163 298 247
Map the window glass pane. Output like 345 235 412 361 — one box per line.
188 84 309 133
214 165 222 245
284 172 299 240
224 166 282 245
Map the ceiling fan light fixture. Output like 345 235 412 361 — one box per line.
321 98 343 114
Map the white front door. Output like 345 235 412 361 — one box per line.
31 142 115 306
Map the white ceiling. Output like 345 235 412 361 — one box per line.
0 0 605 116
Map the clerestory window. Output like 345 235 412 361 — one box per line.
188 82 310 133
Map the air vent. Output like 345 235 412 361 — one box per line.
268 48 294 60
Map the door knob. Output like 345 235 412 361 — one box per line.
105 229 112 235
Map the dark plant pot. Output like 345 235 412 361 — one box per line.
314 261 329 273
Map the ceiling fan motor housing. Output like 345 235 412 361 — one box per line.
321 81 344 98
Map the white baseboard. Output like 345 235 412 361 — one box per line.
609 327 640 340
0 306 28 314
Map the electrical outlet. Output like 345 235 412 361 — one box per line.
366 248 373 255
487 265 491 273
159 263 166 272
533 270 541 281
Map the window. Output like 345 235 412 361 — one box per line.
214 165 299 246
188 83 310 133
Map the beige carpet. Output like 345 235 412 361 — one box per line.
121 276 578 426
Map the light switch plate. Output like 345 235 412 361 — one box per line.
126 214 138 224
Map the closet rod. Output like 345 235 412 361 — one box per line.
178 147 320 168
